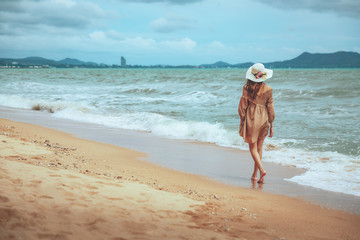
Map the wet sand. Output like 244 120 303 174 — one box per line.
0 116 360 239
1 106 359 214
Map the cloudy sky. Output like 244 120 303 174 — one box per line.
1 0 359 65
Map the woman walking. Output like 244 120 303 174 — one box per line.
238 63 275 183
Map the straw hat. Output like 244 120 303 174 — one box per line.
245 63 273 82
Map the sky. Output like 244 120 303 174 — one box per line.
0 0 359 65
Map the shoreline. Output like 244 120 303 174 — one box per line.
1 105 359 213
1 117 360 239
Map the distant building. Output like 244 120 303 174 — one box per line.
121 56 126 67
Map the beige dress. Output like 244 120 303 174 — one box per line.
238 83 275 143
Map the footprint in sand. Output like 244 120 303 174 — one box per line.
88 186 98 190
49 174 61 178
40 195 54 199
63 191 75 197
84 217 107 231
10 178 23 185
65 174 80 179
37 233 69 239
137 193 150 203
70 202 89 208
105 197 124 201
27 179 42 188
87 191 99 195
0 195 10 202
31 180 42 184
79 196 92 202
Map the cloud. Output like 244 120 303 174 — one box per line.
160 38 196 51
0 0 26 13
116 0 203 4
256 0 360 18
86 33 196 52
151 16 195 33
0 0 110 36
353 46 360 52
89 31 106 41
106 30 126 41
208 41 226 49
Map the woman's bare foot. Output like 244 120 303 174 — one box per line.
251 172 258 181
257 171 267 183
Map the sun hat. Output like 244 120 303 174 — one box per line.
245 63 273 82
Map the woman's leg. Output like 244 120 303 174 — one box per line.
256 138 266 183
257 138 264 161
251 138 265 180
249 141 266 183
251 163 258 181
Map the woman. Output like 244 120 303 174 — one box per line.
238 63 275 183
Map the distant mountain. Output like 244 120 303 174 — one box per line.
13 56 57 65
58 58 98 66
200 51 360 68
265 51 360 68
200 61 232 68
58 58 85 65
0 56 100 68
1 51 359 68
232 62 254 68
200 61 253 68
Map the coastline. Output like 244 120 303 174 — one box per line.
0 109 360 239
2 68 359 198
1 105 359 213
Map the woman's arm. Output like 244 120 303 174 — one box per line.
269 123 274 137
266 89 275 137
238 95 248 122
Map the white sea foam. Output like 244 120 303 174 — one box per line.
0 95 31 109
47 99 360 197
1 68 360 197
263 141 360 196
51 104 247 150
0 94 93 113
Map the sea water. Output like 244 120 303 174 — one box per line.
1 68 359 196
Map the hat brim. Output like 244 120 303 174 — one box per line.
246 66 273 82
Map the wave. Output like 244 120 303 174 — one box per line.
55 107 360 197
0 94 94 115
0 94 243 147
1 94 359 197
263 142 360 196
120 88 159 94
52 106 246 150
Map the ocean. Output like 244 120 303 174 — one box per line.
1 68 359 197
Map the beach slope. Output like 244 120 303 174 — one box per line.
0 119 359 240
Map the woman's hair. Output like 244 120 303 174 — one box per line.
245 79 263 99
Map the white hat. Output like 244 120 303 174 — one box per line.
245 63 273 82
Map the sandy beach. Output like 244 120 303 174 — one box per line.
0 118 359 240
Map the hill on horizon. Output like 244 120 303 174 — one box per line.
1 51 360 68
200 51 360 68
0 56 101 67
266 51 360 68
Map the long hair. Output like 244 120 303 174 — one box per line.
245 79 263 100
